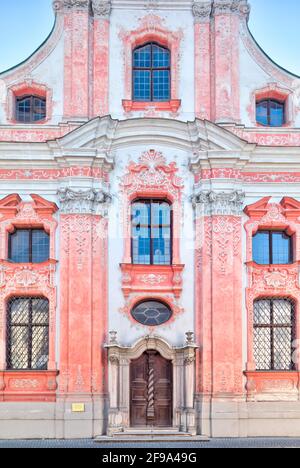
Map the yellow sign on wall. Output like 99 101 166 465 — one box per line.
72 403 85 413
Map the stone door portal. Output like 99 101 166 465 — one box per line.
130 350 173 427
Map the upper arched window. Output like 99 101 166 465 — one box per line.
16 95 46 123
133 43 171 102
256 99 285 127
131 199 172 265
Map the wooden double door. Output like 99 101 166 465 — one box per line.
130 351 173 427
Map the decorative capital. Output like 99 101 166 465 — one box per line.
58 188 111 215
193 190 245 216
91 0 112 18
192 1 212 23
213 0 250 20
53 0 90 13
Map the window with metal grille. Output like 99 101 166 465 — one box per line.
8 229 50 264
16 96 46 123
6 297 49 370
131 199 172 265
133 43 171 102
256 99 285 127
252 230 293 265
253 298 296 371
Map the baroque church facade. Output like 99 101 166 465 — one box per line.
1 0 300 439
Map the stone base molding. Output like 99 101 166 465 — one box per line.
106 334 198 436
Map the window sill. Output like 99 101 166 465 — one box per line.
244 371 299 401
120 263 184 298
122 99 181 113
0 370 58 402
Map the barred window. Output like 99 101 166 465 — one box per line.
254 298 296 371
132 199 172 265
16 96 46 123
8 229 50 264
252 230 293 265
6 297 49 370
133 43 171 102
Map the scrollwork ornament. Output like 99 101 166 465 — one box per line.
91 0 111 18
192 1 212 23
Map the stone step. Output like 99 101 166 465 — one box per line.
94 435 209 444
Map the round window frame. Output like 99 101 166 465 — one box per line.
131 300 173 327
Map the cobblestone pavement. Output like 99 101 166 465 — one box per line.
0 438 300 448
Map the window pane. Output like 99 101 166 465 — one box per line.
254 299 271 325
16 97 31 123
252 231 270 265
254 327 271 370
31 327 49 370
256 101 268 126
133 70 151 101
10 298 30 324
33 97 46 122
132 202 151 264
269 101 284 127
272 231 291 264
32 230 50 263
133 45 151 68
152 202 171 265
9 327 29 370
152 45 170 68
273 299 292 325
153 70 170 101
9 230 30 263
273 327 292 370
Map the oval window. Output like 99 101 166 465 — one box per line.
131 301 172 326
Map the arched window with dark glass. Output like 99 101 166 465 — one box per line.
132 199 172 265
253 298 295 371
133 43 171 102
16 96 46 123
8 228 50 264
256 99 285 127
6 297 49 370
131 300 172 326
252 230 293 265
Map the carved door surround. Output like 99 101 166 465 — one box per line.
106 334 197 436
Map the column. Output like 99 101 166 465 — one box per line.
193 1 213 120
91 0 111 117
58 188 111 401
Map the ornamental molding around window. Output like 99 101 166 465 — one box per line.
248 84 295 128
119 149 184 309
119 14 183 115
0 194 58 376
244 196 300 376
6 80 53 124
119 293 184 328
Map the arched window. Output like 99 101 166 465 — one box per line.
131 300 172 326
16 95 46 123
8 228 50 264
256 99 285 127
6 297 49 370
253 298 295 371
133 43 171 102
252 230 293 265
131 199 172 265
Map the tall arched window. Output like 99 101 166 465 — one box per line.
131 199 172 265
133 43 171 102
253 298 295 371
6 297 49 370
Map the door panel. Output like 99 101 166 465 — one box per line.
130 351 172 427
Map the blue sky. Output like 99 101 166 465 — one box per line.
0 0 299 75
